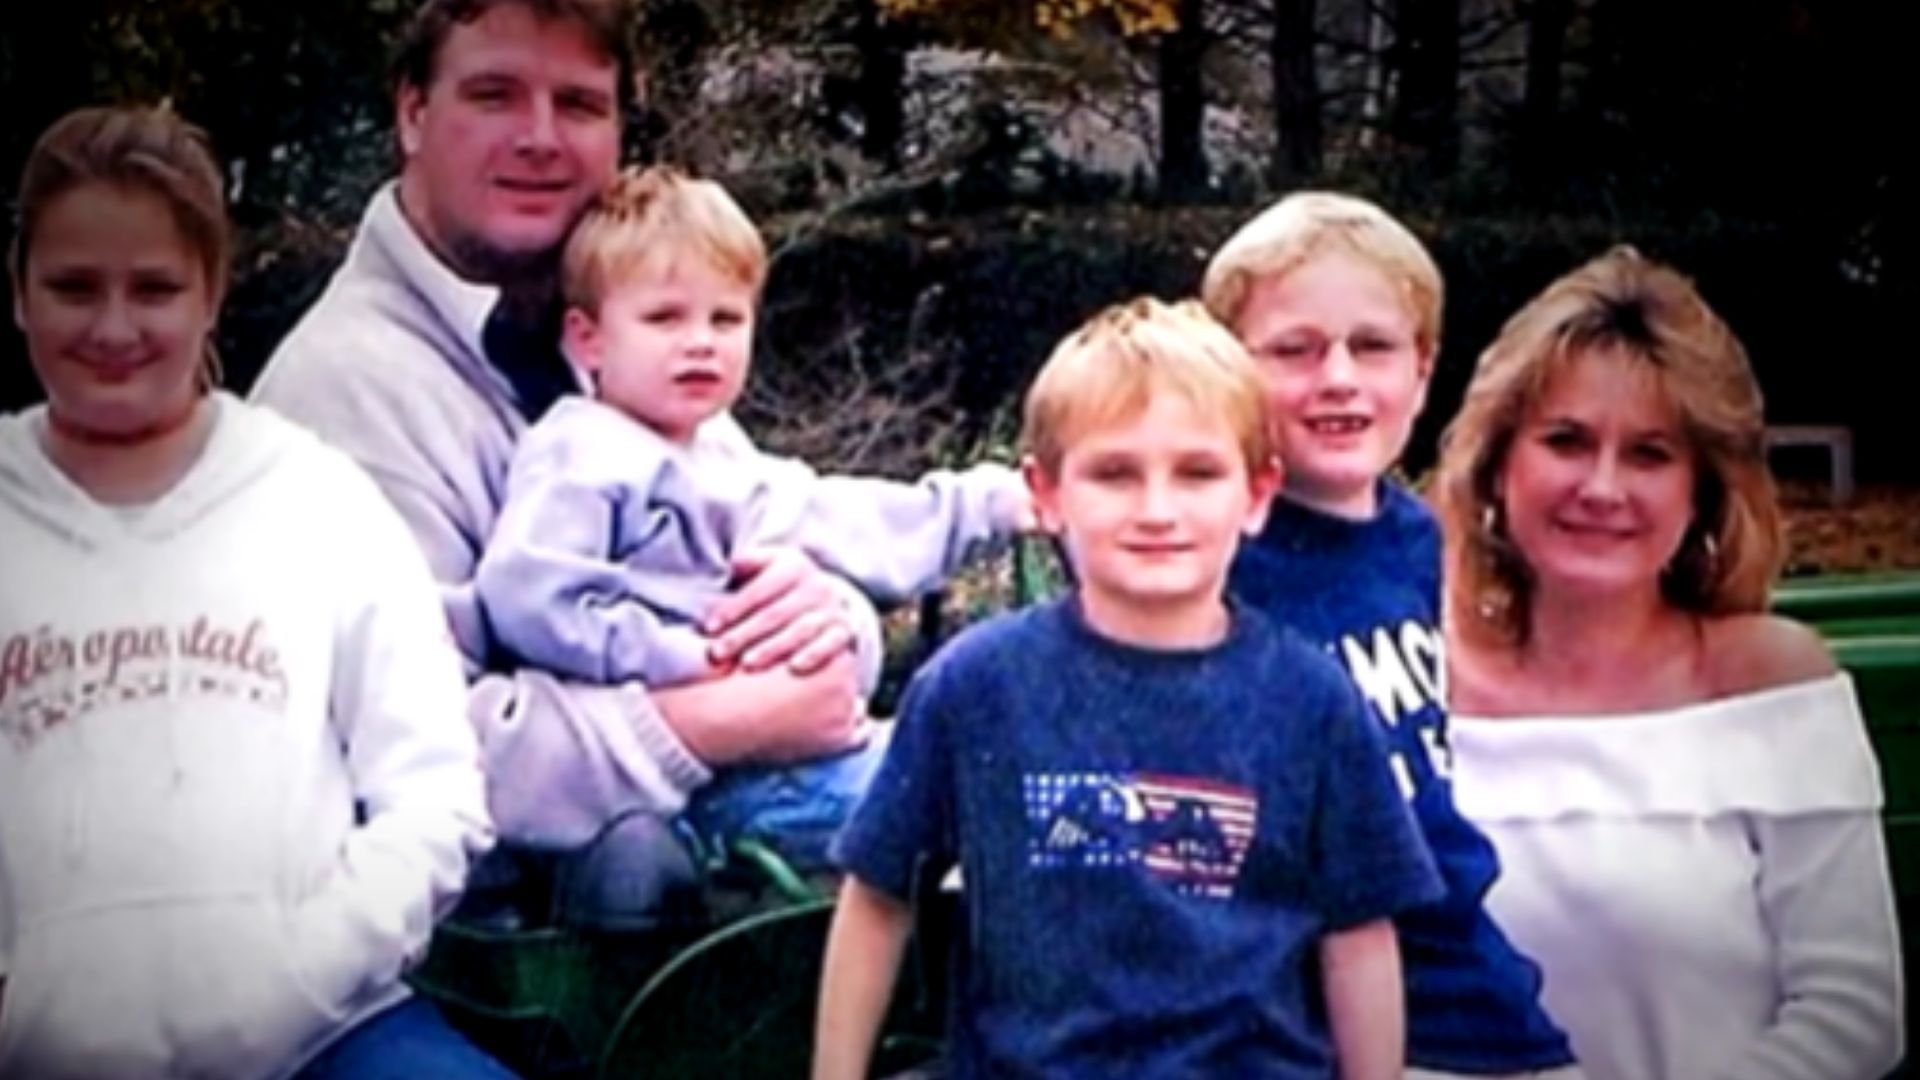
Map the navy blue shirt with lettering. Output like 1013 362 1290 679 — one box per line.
832 597 1441 1079
1229 483 1575 1073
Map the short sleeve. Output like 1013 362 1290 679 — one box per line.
1309 676 1444 927
829 658 960 900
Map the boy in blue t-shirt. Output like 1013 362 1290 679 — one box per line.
1204 193 1580 1079
814 297 1442 1079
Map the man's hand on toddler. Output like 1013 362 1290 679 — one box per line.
705 546 863 675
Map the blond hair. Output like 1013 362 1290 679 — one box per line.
561 165 766 313
1200 191 1443 354
1022 297 1272 476
1433 245 1784 648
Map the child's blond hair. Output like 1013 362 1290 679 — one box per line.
1022 297 1273 476
1200 191 1444 354
561 165 767 313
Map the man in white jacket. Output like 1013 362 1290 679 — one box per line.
253 0 877 927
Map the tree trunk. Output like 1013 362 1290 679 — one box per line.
1269 0 1321 187
1518 0 1570 191
632 0 715 162
1158 0 1210 202
1358 1 1388 151
854 0 909 170
1389 0 1460 179
1583 0 1641 135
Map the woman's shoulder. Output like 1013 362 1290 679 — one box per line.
1703 612 1838 698
1447 611 1843 719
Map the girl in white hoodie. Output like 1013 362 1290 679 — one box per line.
0 105 509 1079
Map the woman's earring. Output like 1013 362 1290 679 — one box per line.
1476 585 1511 622
1666 526 1722 584
1480 501 1504 540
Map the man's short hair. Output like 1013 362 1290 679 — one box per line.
391 0 636 105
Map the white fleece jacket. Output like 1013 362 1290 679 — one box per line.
0 394 492 1079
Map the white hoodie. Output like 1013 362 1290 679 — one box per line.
0 393 493 1079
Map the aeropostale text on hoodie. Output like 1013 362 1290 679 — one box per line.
0 393 493 1080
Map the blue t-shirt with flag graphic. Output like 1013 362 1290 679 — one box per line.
1229 482 1575 1073
833 597 1441 1079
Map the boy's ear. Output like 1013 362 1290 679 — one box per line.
1243 455 1284 536
561 306 604 374
1020 455 1064 535
1409 343 1437 418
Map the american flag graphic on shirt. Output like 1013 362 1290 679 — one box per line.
1023 771 1258 899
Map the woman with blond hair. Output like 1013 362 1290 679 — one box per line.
1434 245 1902 1080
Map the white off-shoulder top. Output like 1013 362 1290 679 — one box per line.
1454 674 1905 1080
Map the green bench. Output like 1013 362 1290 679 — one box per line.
1775 570 1920 627
1830 634 1920 911
1770 573 1920 955
408 841 829 1079
1823 629 1918 1080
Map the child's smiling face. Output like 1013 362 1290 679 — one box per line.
1234 251 1432 520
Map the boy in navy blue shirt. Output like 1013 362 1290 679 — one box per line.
1204 193 1580 1079
814 297 1442 1079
